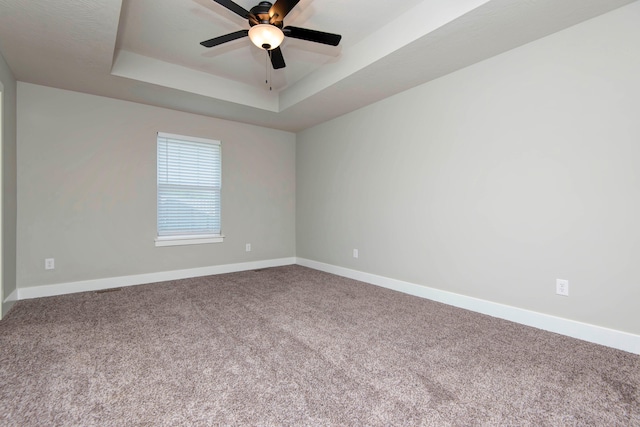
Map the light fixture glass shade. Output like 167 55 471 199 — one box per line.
248 24 285 50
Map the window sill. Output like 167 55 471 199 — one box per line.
155 235 225 247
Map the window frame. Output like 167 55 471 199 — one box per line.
155 132 224 247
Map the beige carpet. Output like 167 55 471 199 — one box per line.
1 265 638 425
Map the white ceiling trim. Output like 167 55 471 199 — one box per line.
112 50 279 111
279 0 492 111
111 0 493 113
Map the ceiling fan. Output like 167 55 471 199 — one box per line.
200 0 342 70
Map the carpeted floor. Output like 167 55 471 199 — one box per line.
0 265 638 425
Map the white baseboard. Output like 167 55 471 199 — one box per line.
296 258 640 355
4 289 18 302
17 258 296 300
2 289 18 319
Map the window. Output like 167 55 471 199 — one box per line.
155 132 223 246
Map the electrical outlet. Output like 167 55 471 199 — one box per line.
45 258 55 270
246 243 251 252
556 279 569 296
353 249 359 259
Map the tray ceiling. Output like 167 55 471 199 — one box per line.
0 0 636 131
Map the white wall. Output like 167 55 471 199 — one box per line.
0 50 17 317
296 2 640 335
17 83 295 289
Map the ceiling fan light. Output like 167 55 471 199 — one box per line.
248 24 284 50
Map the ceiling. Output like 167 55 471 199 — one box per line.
0 0 636 132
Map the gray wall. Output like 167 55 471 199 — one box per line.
0 50 17 317
296 3 640 335
17 83 295 288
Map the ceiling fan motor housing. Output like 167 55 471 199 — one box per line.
250 2 283 27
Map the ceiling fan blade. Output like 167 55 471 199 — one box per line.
269 47 286 69
200 30 249 48
269 0 300 23
212 0 252 19
283 26 342 46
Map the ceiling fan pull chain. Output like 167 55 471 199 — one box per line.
264 51 272 91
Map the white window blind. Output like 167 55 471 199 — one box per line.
157 132 221 240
